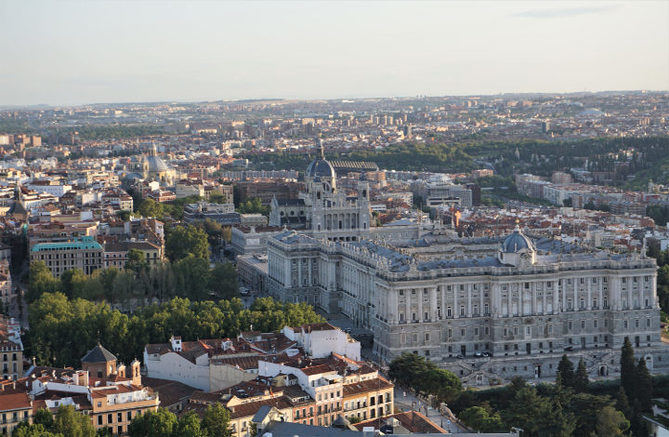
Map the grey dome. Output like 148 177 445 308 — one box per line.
82 343 117 363
502 228 535 253
306 159 336 179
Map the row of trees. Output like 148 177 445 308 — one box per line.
14 406 96 437
128 405 231 437
26 293 324 368
236 197 270 217
456 377 629 436
28 257 238 305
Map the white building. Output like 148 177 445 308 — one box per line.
282 323 361 361
143 325 361 392
267 224 669 385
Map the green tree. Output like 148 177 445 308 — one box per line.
237 198 270 216
26 293 324 369
430 367 463 404
33 408 55 429
28 261 60 302
620 338 636 401
201 403 232 437
137 199 163 219
635 357 653 414
52 405 96 437
568 392 613 436
173 255 211 300
388 353 461 403
198 219 224 250
128 409 177 437
209 190 229 204
208 263 238 299
126 249 149 273
13 424 60 437
595 406 630 436
59 269 89 299
615 386 633 420
556 354 575 388
502 386 575 437
459 406 505 433
174 411 202 437
574 358 589 392
166 225 210 261
116 210 132 221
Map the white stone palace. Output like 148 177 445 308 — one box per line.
266 151 669 384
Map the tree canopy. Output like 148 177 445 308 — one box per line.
26 293 324 368
15 406 95 437
389 353 462 403
128 405 231 437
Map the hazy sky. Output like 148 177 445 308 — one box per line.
1 1 667 106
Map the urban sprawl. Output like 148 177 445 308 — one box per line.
0 91 668 436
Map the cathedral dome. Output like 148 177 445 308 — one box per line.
306 159 336 179
306 140 336 179
501 226 535 253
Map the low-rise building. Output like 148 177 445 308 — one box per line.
27 344 159 435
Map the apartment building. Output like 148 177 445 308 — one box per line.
0 318 24 380
182 353 393 437
30 236 104 277
0 382 32 436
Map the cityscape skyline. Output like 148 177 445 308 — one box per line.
1 1 667 106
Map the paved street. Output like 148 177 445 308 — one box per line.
393 387 469 434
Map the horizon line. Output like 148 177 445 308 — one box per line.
2 88 668 111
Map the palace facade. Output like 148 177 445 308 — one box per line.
267 225 668 384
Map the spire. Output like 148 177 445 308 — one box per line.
318 138 325 159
